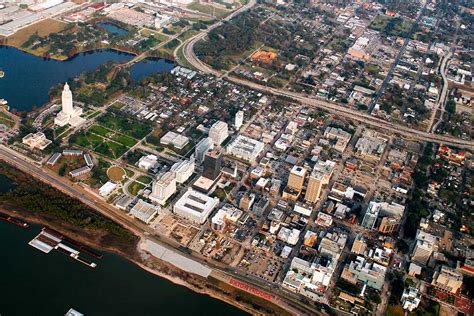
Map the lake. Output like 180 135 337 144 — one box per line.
97 22 129 36
130 58 175 82
0 46 174 112
0 219 247 316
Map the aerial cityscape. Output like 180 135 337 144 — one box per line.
0 0 472 315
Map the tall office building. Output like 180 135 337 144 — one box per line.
411 230 437 265
202 148 222 181
287 166 307 191
150 171 176 206
282 165 307 201
235 110 244 130
305 160 335 203
209 121 228 146
239 193 255 211
195 137 214 163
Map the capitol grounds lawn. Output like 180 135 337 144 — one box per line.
2 18 68 48
97 111 152 140
128 181 145 196
136 175 152 184
71 129 129 159
70 111 152 159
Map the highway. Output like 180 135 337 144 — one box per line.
119 26 191 68
181 1 473 150
0 144 319 315
429 52 452 133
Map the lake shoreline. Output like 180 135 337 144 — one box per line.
0 206 284 316
0 43 175 63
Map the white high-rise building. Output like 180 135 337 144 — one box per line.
235 110 244 130
150 171 176 206
209 121 228 146
171 157 195 184
54 83 85 127
195 137 214 164
62 82 73 114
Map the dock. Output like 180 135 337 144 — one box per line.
0 211 29 229
65 308 84 316
28 228 100 268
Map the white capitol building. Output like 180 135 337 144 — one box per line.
54 83 85 127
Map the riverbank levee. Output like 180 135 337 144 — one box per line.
0 220 247 316
141 238 212 277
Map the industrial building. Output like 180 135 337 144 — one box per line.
129 199 159 224
431 265 463 294
160 131 189 150
99 181 117 197
69 166 91 178
347 256 387 290
211 204 243 230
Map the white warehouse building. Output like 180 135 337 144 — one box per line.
129 199 159 224
226 135 264 162
173 188 219 224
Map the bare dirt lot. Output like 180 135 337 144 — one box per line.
3 18 67 47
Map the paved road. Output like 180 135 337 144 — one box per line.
119 26 191 68
369 0 430 113
429 52 452 133
180 2 473 150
